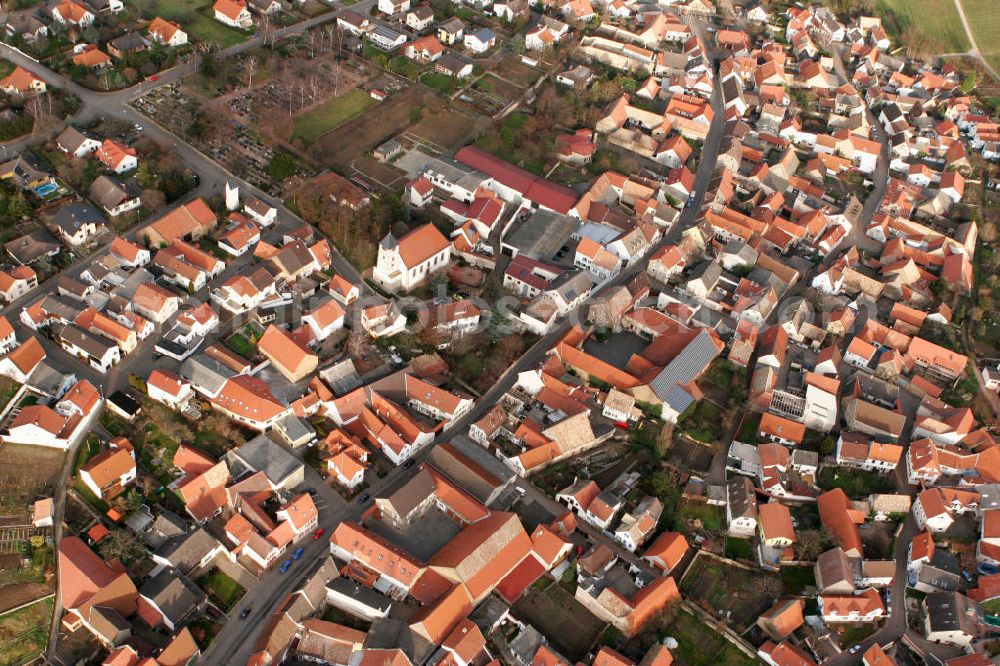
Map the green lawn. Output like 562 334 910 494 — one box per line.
676 501 723 532
73 436 102 473
292 89 375 142
422 72 461 95
0 597 52 666
724 537 754 560
780 566 816 595
197 569 245 611
74 478 110 513
816 468 892 498
961 0 1000 73
186 12 248 48
225 333 255 358
736 413 760 444
875 0 970 53
662 610 756 666
838 623 878 648
147 0 247 48
0 60 15 80
983 598 1000 614
0 377 21 411
677 401 724 442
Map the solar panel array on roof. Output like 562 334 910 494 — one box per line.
649 329 721 404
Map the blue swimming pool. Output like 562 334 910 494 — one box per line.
34 182 57 197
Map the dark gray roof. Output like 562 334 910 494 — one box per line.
437 17 464 33
53 202 105 236
57 126 95 153
60 324 116 358
726 475 756 519
89 175 140 211
649 329 722 404
179 354 234 396
109 31 150 53
227 433 303 486
5 230 60 264
153 527 221 573
139 569 206 624
327 576 392 613
925 592 982 635
381 468 436 521
4 11 47 34
145 510 188 548
429 436 515 504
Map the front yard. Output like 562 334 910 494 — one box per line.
147 0 248 48
197 569 245 611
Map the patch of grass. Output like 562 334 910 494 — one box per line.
0 376 20 409
186 14 247 48
0 60 15 80
875 0 969 53
292 89 375 142
148 0 247 47
736 413 760 444
225 333 255 359
661 610 756 666
320 606 372 631
780 566 816 595
725 537 754 560
838 623 878 647
816 468 892 498
677 401 724 442
421 72 461 94
676 502 723 532
196 569 245 611
0 596 52 666
961 0 1000 73
73 436 102 473
73 477 109 513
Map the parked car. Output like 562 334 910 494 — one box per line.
279 559 293 573
402 459 416 469
292 547 305 560
849 645 862 654
239 607 252 620
312 528 325 540
358 492 371 504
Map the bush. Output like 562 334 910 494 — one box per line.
267 152 297 181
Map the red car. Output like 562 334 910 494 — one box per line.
312 528 325 540
148 74 159 81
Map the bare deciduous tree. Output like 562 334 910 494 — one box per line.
245 55 258 89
